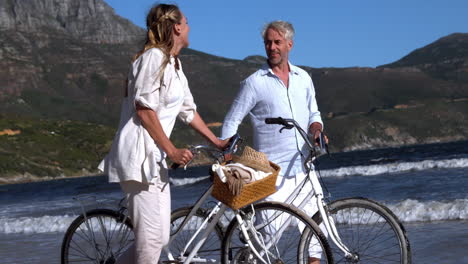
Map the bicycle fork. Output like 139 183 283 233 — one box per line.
235 212 271 264
165 185 221 263
181 204 227 264
308 172 358 261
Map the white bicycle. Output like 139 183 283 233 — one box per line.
263 117 412 264
61 134 334 264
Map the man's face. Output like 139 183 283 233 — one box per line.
264 28 293 66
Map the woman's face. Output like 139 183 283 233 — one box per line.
177 13 190 48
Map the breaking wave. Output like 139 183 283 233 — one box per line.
1 199 466 234
318 158 468 177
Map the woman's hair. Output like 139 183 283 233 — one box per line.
125 4 182 97
133 3 183 67
262 20 295 41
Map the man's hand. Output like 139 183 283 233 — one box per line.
309 122 329 145
215 138 231 150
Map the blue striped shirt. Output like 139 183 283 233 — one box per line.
221 62 323 177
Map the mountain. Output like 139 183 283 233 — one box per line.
0 0 143 43
379 33 468 82
0 0 145 124
1 0 467 180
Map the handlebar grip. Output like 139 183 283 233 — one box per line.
265 117 285 125
224 133 242 155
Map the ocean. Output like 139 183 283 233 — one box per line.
0 140 467 263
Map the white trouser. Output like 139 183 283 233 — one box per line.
261 171 327 259
116 178 171 264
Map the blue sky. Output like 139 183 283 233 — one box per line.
105 0 467 68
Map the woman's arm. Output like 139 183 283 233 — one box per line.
189 112 229 149
136 104 193 165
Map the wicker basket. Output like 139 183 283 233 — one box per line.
211 162 280 210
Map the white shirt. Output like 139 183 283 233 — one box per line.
221 62 322 177
98 48 197 184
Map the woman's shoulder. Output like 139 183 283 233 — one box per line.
132 47 165 68
146 47 164 55
141 47 164 60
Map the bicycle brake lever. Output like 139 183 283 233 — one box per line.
279 124 294 133
171 147 199 170
182 156 197 170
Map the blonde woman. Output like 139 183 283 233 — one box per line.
99 4 228 264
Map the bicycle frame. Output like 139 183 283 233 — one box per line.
165 185 223 263
165 182 292 264
265 117 357 260
164 140 296 264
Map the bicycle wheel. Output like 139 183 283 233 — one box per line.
312 197 411 264
221 201 333 264
160 206 224 263
61 208 134 264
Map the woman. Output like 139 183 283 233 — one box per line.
98 4 228 264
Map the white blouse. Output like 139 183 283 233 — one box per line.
98 48 197 184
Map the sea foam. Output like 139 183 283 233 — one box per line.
388 198 468 223
0 215 76 234
1 199 466 234
170 176 209 186
318 158 468 177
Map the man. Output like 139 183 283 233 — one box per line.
221 21 326 264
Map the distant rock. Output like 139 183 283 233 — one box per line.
0 0 144 44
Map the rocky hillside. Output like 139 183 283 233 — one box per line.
0 0 143 44
0 0 467 180
380 33 468 82
0 0 144 124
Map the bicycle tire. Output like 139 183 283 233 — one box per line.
160 206 224 263
61 208 134 264
311 197 411 264
221 201 333 264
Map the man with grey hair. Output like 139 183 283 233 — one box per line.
221 20 326 263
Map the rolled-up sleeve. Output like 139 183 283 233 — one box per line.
133 50 163 111
221 80 257 139
178 81 197 124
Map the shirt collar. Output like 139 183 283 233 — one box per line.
260 61 300 76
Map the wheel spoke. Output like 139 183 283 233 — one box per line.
222 202 333 264
160 207 223 263
325 198 410 264
62 209 134 264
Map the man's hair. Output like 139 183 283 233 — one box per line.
262 21 295 41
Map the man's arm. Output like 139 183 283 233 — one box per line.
306 76 325 143
221 80 256 139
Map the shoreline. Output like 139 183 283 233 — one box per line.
2 138 467 186
0 161 213 186
0 172 103 186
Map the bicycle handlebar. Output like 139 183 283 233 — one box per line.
265 117 328 158
171 133 243 169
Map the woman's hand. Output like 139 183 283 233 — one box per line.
168 148 193 166
215 138 231 150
